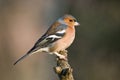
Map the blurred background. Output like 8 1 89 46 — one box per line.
0 0 120 80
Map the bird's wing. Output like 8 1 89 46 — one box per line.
13 24 67 65
28 23 67 53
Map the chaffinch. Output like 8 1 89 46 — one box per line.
14 14 80 65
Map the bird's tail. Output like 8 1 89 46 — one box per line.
13 48 39 65
13 53 31 65
13 45 40 65
13 47 49 65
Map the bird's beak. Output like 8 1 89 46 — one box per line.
74 22 80 26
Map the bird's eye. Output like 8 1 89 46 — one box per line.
69 19 73 22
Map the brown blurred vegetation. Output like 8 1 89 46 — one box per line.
0 0 120 80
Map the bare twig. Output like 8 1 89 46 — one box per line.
54 50 74 80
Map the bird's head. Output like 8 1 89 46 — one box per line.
58 14 80 27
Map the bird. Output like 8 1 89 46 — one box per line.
13 14 80 65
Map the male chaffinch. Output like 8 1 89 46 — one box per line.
14 14 80 65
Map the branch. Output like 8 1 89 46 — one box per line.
54 50 74 80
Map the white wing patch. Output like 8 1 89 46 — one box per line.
47 35 62 39
56 30 66 34
31 47 49 55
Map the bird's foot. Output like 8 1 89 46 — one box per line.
54 52 67 60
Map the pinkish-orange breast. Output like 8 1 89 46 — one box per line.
50 26 75 52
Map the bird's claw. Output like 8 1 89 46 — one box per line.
54 52 67 60
58 54 67 60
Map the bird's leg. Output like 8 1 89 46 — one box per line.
54 52 67 60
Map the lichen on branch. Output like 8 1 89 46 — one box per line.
54 50 74 80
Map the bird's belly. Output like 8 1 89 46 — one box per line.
50 29 75 52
